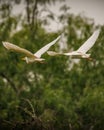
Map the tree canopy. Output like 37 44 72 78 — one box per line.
0 0 104 130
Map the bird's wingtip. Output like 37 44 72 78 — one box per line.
57 34 62 40
2 41 5 44
95 28 101 35
2 41 7 47
2 41 10 50
2 41 8 45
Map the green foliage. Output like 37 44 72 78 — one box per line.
77 87 104 130
0 0 104 130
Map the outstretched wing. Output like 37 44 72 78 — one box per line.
77 29 100 53
34 35 61 58
2 42 35 58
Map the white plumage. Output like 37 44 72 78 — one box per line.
47 29 100 60
2 35 61 63
77 29 100 53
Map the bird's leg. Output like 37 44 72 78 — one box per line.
87 57 96 64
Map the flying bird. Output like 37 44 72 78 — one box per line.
47 29 100 60
2 35 61 63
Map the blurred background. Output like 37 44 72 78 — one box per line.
0 0 104 129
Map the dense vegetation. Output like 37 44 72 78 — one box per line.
0 0 104 130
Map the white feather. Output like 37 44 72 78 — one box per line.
2 35 61 63
77 29 100 53
2 42 35 58
47 29 100 59
34 35 61 58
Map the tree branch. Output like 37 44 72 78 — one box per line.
31 0 38 26
25 0 30 25
0 72 18 93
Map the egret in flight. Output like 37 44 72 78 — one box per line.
2 35 61 63
47 29 100 60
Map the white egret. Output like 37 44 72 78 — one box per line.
47 29 100 60
2 35 61 63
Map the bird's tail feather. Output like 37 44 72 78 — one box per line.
47 51 61 56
